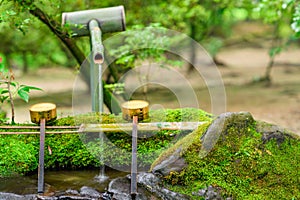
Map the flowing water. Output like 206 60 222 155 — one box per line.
0 168 127 195
94 132 109 183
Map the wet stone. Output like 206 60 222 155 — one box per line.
136 172 190 200
79 186 101 198
58 196 94 200
192 185 225 200
0 192 36 200
108 175 162 200
151 147 187 176
37 195 58 200
65 189 79 195
101 192 113 200
109 177 133 200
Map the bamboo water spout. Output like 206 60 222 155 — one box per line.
62 6 125 113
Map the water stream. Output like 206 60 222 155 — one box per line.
94 131 109 183
0 168 127 195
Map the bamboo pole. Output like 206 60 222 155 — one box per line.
0 122 207 134
79 121 206 132
0 131 80 135
0 126 79 129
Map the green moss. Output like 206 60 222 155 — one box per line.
150 122 211 171
163 122 300 199
54 113 120 126
148 108 213 123
0 108 210 176
0 134 38 176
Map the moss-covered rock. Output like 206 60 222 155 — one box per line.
152 112 299 199
151 112 254 175
150 122 211 175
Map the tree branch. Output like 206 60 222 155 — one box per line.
27 5 86 64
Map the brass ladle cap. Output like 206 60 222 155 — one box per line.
29 103 57 124
121 100 149 121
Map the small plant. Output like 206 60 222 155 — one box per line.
0 56 42 124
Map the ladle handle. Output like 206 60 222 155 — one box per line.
38 118 46 194
131 116 138 197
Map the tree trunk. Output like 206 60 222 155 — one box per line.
264 56 274 84
187 22 197 74
262 23 281 85
22 51 28 74
7 80 15 124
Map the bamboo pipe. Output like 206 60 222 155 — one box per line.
0 122 207 134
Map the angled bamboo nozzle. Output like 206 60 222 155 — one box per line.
62 6 126 37
121 100 149 121
29 103 57 124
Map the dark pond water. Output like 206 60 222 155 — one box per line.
0 168 127 195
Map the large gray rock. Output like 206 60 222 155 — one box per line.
199 111 254 158
151 112 254 176
151 147 187 176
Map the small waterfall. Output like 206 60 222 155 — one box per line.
95 131 108 183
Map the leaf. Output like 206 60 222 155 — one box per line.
6 10 16 16
17 89 29 103
0 88 9 95
116 54 135 65
0 63 4 71
9 81 17 87
19 85 42 92
269 47 282 58
0 96 9 103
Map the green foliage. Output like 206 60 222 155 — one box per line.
104 83 125 95
0 0 77 71
251 0 300 81
0 58 42 124
253 0 298 40
109 24 183 72
0 61 42 103
291 3 300 38
163 124 300 199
